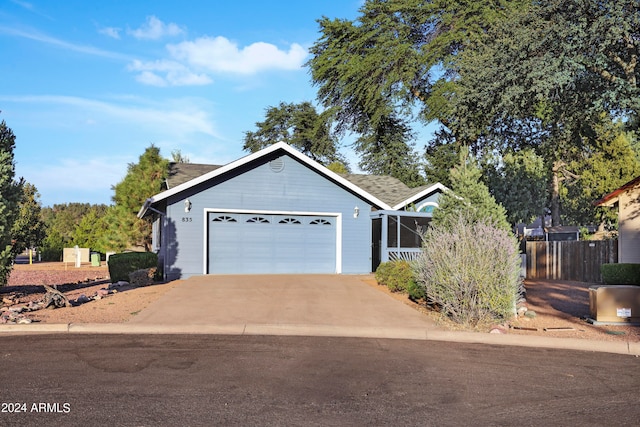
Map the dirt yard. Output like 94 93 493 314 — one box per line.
1 262 638 343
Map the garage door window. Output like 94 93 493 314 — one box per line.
310 218 331 225
279 217 301 224
212 215 236 222
247 216 269 223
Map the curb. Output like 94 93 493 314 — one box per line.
1 323 638 356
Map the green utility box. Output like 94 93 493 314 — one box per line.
91 252 101 267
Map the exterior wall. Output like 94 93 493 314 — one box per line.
162 153 373 279
619 185 640 263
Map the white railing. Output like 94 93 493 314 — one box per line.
387 249 422 262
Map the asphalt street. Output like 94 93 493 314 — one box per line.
0 334 638 426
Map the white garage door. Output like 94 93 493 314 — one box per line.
207 213 337 274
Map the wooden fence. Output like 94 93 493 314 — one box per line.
525 240 618 283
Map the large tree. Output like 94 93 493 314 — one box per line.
453 0 640 225
307 0 525 183
102 145 168 251
354 114 425 186
243 101 344 166
483 148 549 226
560 119 640 227
0 119 23 285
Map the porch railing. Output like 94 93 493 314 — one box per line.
387 248 422 262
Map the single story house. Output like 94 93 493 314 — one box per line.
138 142 446 280
595 175 640 263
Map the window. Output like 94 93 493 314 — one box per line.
310 218 331 225
212 215 237 222
417 202 438 214
279 217 301 224
247 216 270 223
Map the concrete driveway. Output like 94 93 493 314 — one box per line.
128 274 438 334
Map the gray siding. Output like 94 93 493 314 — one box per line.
163 154 373 279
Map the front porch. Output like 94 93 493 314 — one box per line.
371 210 433 270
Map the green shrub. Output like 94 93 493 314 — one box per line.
387 260 414 293
375 262 394 289
108 251 158 283
375 260 421 295
406 279 426 302
601 264 640 285
413 212 522 327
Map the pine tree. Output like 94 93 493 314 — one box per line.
433 147 509 231
0 120 24 285
102 145 168 251
11 182 46 256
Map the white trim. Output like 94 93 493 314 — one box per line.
391 183 448 210
139 141 392 218
202 208 343 274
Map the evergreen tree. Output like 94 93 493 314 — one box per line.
433 147 509 231
484 148 548 225
561 119 640 227
103 145 168 251
243 101 343 166
354 114 425 187
11 182 46 256
72 206 109 252
0 120 23 285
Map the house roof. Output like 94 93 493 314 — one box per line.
594 175 640 207
340 174 445 210
139 142 447 218
166 163 221 189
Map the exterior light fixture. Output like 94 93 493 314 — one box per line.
184 198 192 213
353 206 360 218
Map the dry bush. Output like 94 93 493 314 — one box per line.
128 267 157 287
414 213 522 327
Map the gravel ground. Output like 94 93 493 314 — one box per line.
2 262 639 343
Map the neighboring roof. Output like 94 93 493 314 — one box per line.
594 175 640 207
166 163 221 189
545 226 580 234
138 142 448 218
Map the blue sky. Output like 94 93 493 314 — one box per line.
0 0 365 207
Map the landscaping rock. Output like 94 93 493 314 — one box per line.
42 285 72 309
524 310 537 319
76 295 90 304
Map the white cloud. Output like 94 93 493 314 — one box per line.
129 35 308 86
167 36 308 74
128 59 212 86
99 26 121 39
128 16 184 40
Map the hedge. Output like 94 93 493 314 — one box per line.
108 252 158 283
601 263 640 285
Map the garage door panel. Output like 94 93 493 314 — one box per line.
208 213 336 274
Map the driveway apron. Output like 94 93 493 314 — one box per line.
128 274 438 330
